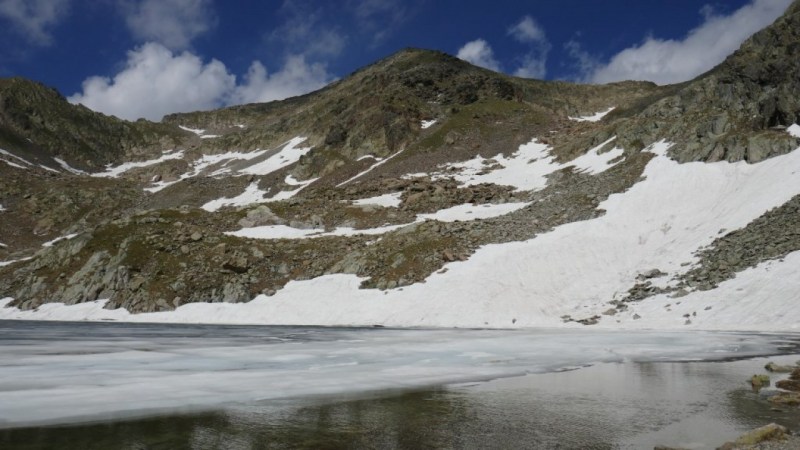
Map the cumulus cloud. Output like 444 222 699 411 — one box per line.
508 15 546 44
456 39 501 72
229 56 333 105
121 0 216 50
508 15 550 79
0 0 69 45
68 43 234 121
587 0 792 84
68 43 334 121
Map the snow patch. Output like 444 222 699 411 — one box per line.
351 193 403 208
38 164 60 173
0 148 33 169
178 125 205 135
356 154 380 162
54 158 87 175
569 107 615 122
788 123 800 138
418 202 528 222
92 151 185 178
229 201 528 240
264 176 319 202
201 182 268 212
432 137 623 191
227 225 325 240
0 256 34 267
240 137 311 176
337 149 405 187
421 119 437 129
1 159 28 170
144 137 310 192
201 174 318 211
42 233 79 248
569 137 624 174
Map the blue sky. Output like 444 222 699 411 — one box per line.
0 0 792 121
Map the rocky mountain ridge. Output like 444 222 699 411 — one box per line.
0 2 799 329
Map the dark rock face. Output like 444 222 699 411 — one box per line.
678 194 800 292
608 3 800 164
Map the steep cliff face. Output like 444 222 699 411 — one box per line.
0 3 799 329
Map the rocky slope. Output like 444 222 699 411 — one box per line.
0 2 799 329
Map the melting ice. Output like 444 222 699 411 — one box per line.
0 320 794 428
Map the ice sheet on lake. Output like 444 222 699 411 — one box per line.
0 322 791 428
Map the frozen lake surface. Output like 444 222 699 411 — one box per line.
1 321 799 448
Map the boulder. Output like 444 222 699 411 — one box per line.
775 379 800 392
764 361 795 373
718 423 788 449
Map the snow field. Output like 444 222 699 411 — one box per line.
2 138 800 331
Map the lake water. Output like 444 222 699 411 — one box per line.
0 320 799 449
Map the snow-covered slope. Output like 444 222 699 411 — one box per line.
3 139 798 331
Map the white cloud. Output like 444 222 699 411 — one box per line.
563 39 601 82
230 55 334 105
507 15 550 79
588 0 792 84
349 0 410 45
68 43 234 121
68 43 334 121
508 15 546 44
0 0 69 45
513 54 548 79
456 39 501 72
121 0 215 50
269 2 346 58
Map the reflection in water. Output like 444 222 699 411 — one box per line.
2 356 800 450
